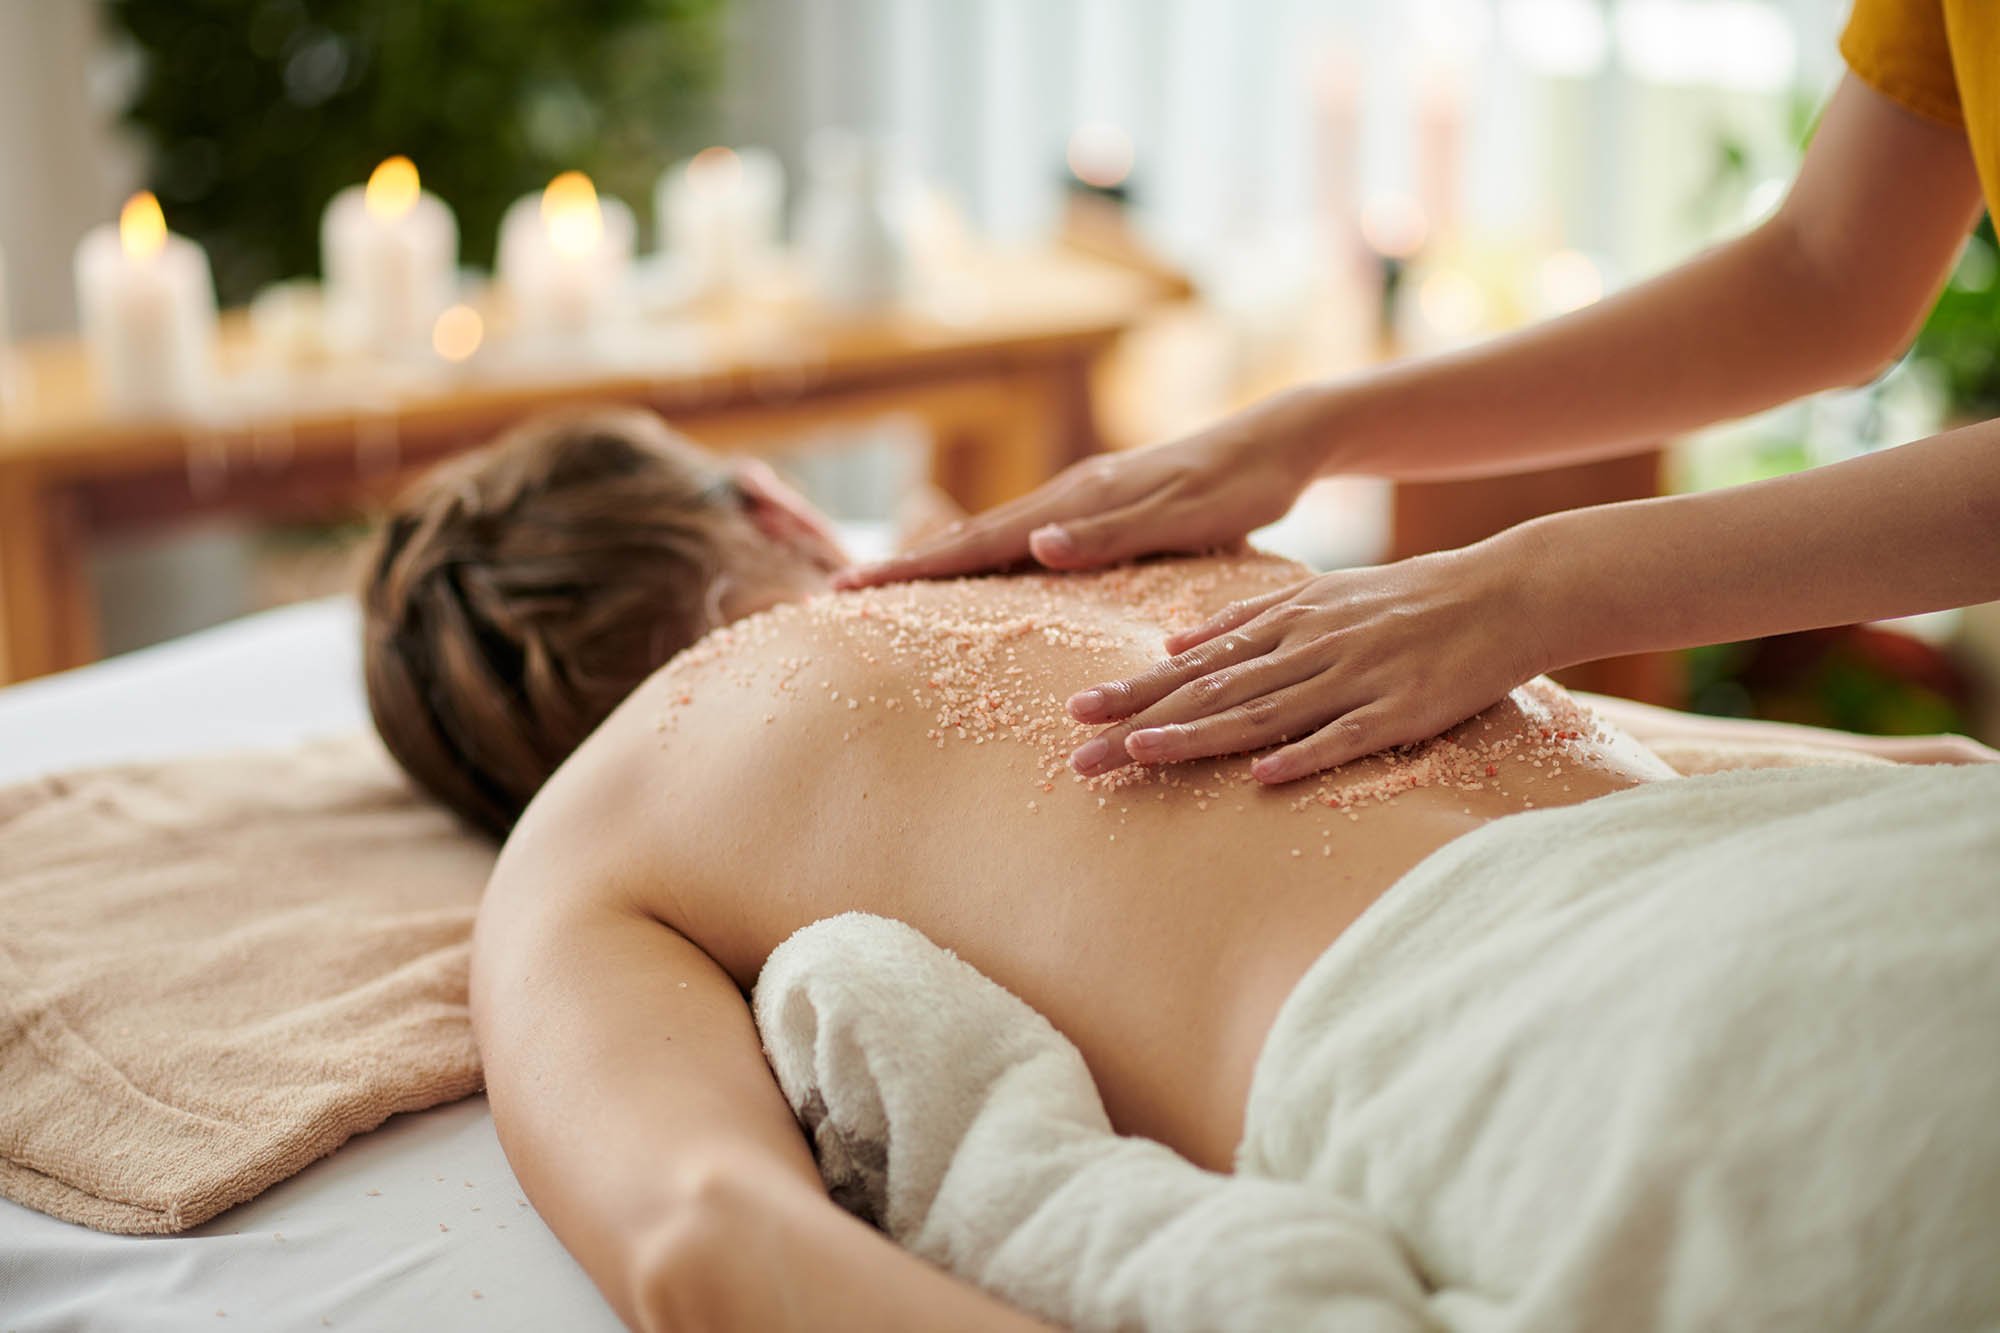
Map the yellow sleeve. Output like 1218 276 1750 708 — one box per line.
1840 0 1964 128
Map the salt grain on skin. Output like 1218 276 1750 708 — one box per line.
648 554 1617 827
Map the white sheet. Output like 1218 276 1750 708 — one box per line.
0 597 369 786
0 519 900 1329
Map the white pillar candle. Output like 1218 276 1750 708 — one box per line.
656 146 784 296
73 192 218 415
321 155 458 357
497 171 636 343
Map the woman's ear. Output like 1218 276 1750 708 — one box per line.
731 459 849 567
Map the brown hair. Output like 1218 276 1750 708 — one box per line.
361 408 742 837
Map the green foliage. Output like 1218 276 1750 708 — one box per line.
104 0 727 303
1911 216 2000 419
1685 634 1966 736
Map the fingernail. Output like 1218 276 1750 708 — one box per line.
1251 756 1287 783
1031 525 1075 560
1067 688 1105 719
1126 729 1168 756
1071 738 1110 772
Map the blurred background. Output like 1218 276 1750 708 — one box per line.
0 0 1994 741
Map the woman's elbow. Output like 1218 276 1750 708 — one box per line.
627 1163 768 1333
1753 210 1939 393
1822 316 1926 391
629 1208 725 1333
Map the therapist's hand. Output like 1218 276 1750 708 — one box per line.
1065 540 1557 783
834 390 1325 588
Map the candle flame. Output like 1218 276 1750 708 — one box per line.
1066 123 1135 190
432 304 484 363
119 191 167 260
365 156 421 220
687 146 743 194
541 171 604 258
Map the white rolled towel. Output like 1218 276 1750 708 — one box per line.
753 912 1435 1333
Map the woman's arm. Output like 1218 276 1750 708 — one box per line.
472 842 1051 1333
841 74 1982 583
1066 415 2000 782
1301 74 1984 481
1511 416 2000 673
1577 692 2000 766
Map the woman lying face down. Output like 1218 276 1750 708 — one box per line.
360 408 1690 1330
362 407 850 837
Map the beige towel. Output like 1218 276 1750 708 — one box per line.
0 734 494 1235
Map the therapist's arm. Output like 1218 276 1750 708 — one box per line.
1577 693 2000 766
473 836 1052 1333
1298 74 1984 481
1516 415 2000 678
1070 415 2000 781
844 74 1981 583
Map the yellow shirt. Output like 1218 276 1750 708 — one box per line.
1841 0 1999 218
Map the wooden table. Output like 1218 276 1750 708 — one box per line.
0 250 1159 684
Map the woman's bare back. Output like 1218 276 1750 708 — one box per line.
536 554 1672 1168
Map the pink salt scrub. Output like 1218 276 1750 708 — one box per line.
648 553 1615 825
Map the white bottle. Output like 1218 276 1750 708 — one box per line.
796 131 907 318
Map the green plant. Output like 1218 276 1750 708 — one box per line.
1685 629 1968 736
1911 215 2000 419
106 0 727 304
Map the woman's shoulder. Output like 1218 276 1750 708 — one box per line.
504 601 910 907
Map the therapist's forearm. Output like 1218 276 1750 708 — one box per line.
1274 77 1981 484
1289 217 1896 483
1499 417 2000 670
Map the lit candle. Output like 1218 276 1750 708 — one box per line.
497 171 637 341
321 155 459 357
656 146 784 296
73 191 218 415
